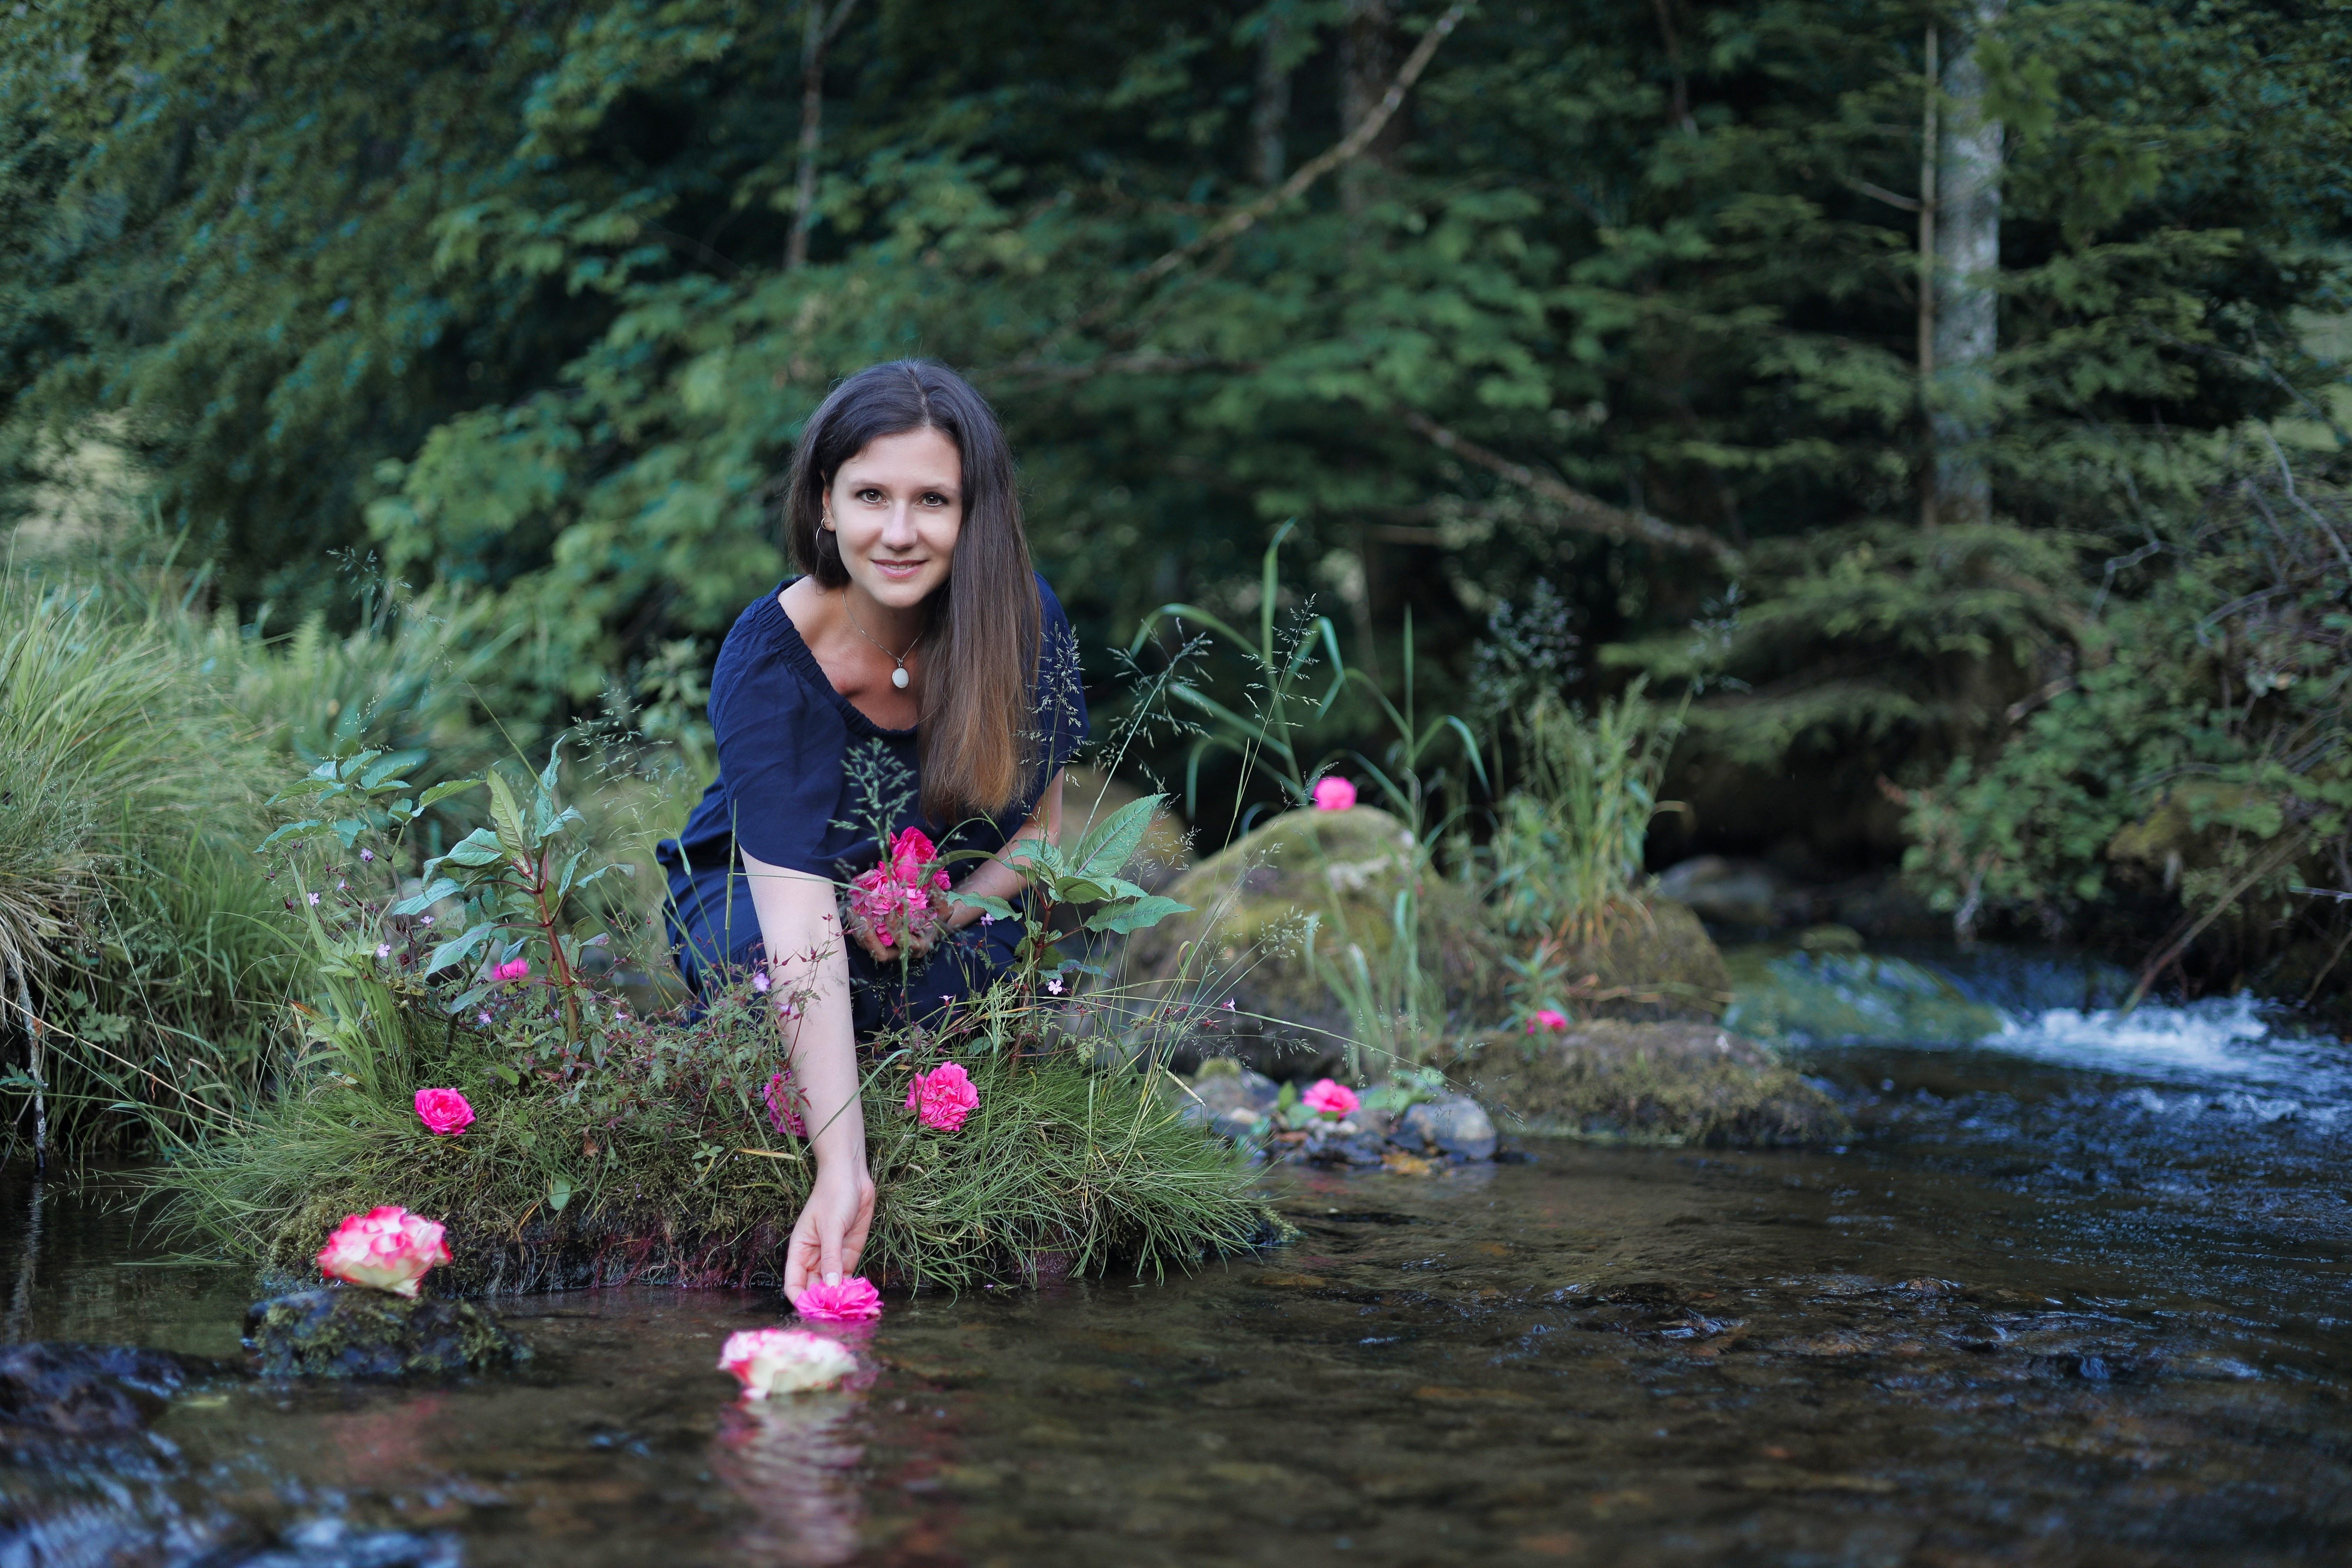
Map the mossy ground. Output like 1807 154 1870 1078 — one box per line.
154 972 1280 1295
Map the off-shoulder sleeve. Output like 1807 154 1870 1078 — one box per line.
708 619 845 877
1032 575 1090 781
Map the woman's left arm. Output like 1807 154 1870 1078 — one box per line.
943 770 1064 926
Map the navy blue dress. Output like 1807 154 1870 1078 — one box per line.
657 575 1088 1031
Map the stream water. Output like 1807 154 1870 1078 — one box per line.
7 944 2352 1567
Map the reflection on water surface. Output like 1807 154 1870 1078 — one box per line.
7 947 2352 1565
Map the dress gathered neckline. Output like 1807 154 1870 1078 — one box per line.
755 583 918 740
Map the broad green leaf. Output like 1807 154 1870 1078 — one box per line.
1072 793 1164 882
1085 894 1192 933
424 921 498 976
416 778 482 811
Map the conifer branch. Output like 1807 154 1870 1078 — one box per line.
1394 408 1742 563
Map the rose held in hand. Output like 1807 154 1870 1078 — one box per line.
719 1328 858 1398
317 1206 451 1298
905 1062 979 1132
849 827 950 960
793 1276 884 1323
414 1087 474 1135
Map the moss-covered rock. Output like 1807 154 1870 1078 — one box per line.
244 1288 531 1379
1126 806 1502 1074
1546 899 1734 1022
1456 1020 1847 1146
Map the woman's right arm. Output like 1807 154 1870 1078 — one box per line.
740 850 875 1299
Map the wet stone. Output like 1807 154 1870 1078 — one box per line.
0 1342 211 1436
245 1288 531 1380
1393 1095 1498 1162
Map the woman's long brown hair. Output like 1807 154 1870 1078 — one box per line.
782 360 1042 825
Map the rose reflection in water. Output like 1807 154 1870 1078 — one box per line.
708 1328 877 1566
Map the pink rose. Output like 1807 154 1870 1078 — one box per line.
718 1327 858 1398
414 1087 475 1135
763 1068 808 1138
793 1276 884 1322
1312 776 1357 812
493 958 530 983
904 1062 979 1132
1301 1078 1359 1118
316 1205 452 1298
1527 1009 1570 1034
931 870 951 891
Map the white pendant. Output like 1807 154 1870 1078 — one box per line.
891 665 909 690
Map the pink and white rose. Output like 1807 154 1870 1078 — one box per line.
316 1205 451 1298
718 1327 859 1398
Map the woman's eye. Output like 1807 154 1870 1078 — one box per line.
856 488 883 503
924 492 949 507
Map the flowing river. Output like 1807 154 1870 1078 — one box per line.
6 944 2351 1566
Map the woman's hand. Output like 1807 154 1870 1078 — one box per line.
844 898 941 965
784 1160 876 1300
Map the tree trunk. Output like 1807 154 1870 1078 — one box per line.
1338 0 1397 214
1925 0 2004 526
787 0 862 270
1252 12 1292 186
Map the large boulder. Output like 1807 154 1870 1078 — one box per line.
1126 806 1502 1077
1457 1019 1847 1146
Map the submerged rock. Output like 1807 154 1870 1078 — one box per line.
245 1288 530 1380
0 1342 210 1436
1461 1020 1846 1146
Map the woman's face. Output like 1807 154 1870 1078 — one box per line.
823 426 963 611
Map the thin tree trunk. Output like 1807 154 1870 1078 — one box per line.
1252 11 1292 186
1926 0 2004 527
787 0 863 271
1338 0 1395 214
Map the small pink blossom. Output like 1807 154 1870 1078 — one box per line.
376 944 392 960
414 1087 475 1135
492 958 530 983
359 848 375 863
1044 976 1064 995
419 915 435 926
904 1062 979 1132
763 1068 808 1138
476 1010 494 1027
1312 776 1358 812
1221 998 1237 1010
1301 1078 1360 1118
793 1276 884 1322
718 1327 857 1398
316 1205 451 1298
1527 1008 1570 1034
307 891 322 906
752 971 772 993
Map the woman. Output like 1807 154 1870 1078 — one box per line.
656 360 1087 1303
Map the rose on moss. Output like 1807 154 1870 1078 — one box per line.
1311 776 1357 811
904 1062 979 1132
316 1206 452 1298
414 1087 475 1135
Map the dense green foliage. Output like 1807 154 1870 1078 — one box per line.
4 0 2349 992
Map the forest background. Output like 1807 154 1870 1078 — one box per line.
3 0 2349 1008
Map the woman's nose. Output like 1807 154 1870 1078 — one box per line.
879 504 920 548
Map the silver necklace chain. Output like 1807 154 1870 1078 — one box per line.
840 590 917 690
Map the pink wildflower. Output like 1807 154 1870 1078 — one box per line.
793 1276 884 1323
376 943 392 960
359 848 375 863
1301 1078 1360 1118
1044 976 1064 995
752 971 772 994
477 1010 494 1027
413 1087 475 1135
492 958 530 983
763 1069 808 1138
718 1327 856 1399
1312 776 1358 812
316 1206 450 1298
1527 1009 1570 1034
307 891 321 906
904 1062 979 1132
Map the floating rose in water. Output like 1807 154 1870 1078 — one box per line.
718 1328 859 1399
1311 776 1358 812
793 1277 884 1323
1301 1078 1360 1118
414 1087 475 1135
316 1206 451 1298
904 1062 979 1132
